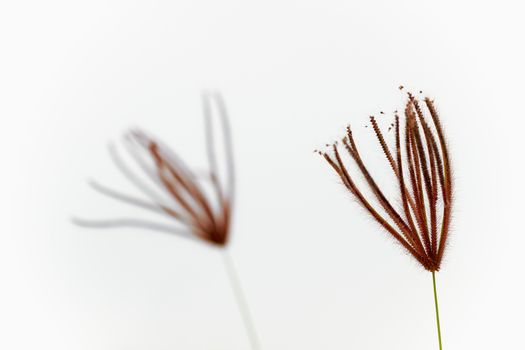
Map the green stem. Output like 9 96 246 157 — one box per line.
432 272 443 350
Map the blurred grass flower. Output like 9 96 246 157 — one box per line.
75 93 261 350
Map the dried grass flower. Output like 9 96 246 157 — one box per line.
318 91 453 349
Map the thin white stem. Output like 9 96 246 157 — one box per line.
222 250 261 350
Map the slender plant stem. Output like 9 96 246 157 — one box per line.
432 272 443 350
222 250 261 350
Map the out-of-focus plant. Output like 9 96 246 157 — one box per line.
75 94 261 350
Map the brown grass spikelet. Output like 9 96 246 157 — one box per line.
319 93 453 271
76 93 235 247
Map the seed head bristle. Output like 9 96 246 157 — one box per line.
86 96 235 247
318 91 453 271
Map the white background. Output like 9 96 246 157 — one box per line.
1 0 524 349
